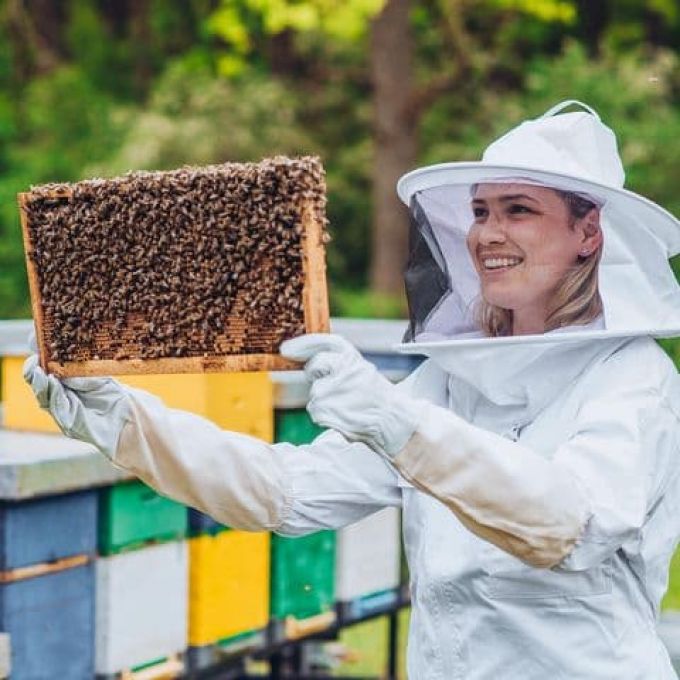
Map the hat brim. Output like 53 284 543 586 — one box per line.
397 162 680 256
394 326 680 357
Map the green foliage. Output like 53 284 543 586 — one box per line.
524 44 680 216
323 137 373 289
86 58 313 176
602 0 680 52
0 0 678 319
212 0 386 41
63 0 215 99
85 54 374 294
420 41 680 214
0 63 125 317
15 66 122 181
208 0 387 75
66 1 122 93
330 288 405 319
492 0 576 24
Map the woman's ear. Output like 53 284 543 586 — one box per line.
577 209 602 257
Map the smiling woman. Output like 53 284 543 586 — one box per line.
469 183 603 336
399 103 680 347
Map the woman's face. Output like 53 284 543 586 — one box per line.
466 183 600 333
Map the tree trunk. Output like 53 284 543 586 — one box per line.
575 0 609 56
129 0 153 96
5 0 64 77
369 0 416 302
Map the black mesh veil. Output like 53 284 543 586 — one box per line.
402 186 482 343
403 195 451 341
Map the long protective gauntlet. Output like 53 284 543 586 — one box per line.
23 355 131 457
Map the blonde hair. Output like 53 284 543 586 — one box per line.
477 190 603 337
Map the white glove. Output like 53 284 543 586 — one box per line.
23 355 131 458
280 334 421 457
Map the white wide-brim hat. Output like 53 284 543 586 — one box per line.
395 100 680 354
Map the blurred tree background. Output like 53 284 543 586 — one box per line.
0 0 678 319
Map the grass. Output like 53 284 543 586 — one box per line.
663 548 680 611
333 609 410 678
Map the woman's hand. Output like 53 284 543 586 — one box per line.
280 334 421 457
23 355 130 457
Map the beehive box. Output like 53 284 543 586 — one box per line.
270 531 336 623
95 541 187 675
19 157 329 377
271 409 336 635
274 408 325 445
0 490 97 570
187 508 224 536
2 355 273 439
98 481 188 556
188 528 270 646
0 562 95 680
335 506 401 605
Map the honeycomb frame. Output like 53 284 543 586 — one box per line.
19 161 330 377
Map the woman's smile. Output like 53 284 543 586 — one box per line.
478 252 525 272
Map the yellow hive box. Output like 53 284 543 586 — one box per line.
188 529 271 646
1 356 273 442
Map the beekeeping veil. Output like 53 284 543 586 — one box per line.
396 101 680 410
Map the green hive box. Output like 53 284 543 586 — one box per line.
275 408 325 446
270 530 336 620
99 480 188 555
272 409 336 620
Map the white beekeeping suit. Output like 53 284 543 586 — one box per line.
25 101 680 679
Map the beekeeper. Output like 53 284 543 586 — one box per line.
24 101 680 679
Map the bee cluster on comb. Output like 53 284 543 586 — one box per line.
20 156 330 377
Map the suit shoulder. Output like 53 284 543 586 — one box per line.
588 337 679 405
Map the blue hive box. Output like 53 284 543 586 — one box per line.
0 562 95 679
188 507 225 535
0 490 97 570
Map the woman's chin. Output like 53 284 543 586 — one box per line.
480 287 523 311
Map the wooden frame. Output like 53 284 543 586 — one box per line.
19 190 330 377
0 554 90 584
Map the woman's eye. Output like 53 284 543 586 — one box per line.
473 207 488 219
508 204 533 215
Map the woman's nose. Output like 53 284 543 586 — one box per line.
478 215 507 245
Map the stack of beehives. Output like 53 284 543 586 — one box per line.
0 330 409 678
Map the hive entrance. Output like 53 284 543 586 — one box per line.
20 157 329 376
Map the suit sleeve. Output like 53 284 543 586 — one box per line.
113 386 401 535
390 353 679 569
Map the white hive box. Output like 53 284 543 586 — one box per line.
95 540 188 674
335 507 401 602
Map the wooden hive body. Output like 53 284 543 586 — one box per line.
335 506 401 602
19 157 330 376
95 541 188 674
